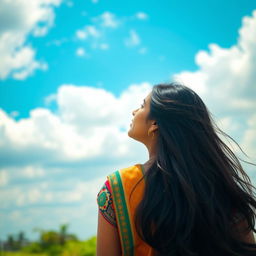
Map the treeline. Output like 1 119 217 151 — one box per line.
0 224 96 256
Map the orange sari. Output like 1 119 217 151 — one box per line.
107 164 155 256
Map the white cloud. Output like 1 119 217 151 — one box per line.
0 170 8 186
0 162 116 215
22 166 45 179
241 114 256 160
10 111 19 118
75 47 88 57
76 12 148 52
44 93 57 106
76 30 88 40
124 29 140 47
86 25 101 37
173 10 256 162
0 82 152 164
0 0 62 80
174 10 256 116
98 12 119 28
76 25 101 40
99 43 109 50
136 12 148 20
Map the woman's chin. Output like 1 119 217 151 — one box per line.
127 127 133 138
127 129 131 136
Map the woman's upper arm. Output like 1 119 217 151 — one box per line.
96 210 122 256
237 218 256 244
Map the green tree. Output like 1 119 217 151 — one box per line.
6 234 18 251
17 231 27 248
59 224 68 246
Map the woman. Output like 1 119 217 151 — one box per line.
96 82 256 256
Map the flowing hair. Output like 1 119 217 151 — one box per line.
131 82 256 256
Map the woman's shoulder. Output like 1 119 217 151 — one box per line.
107 163 144 182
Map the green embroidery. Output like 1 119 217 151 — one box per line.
98 191 107 207
109 171 134 256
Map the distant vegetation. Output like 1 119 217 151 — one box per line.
0 224 96 256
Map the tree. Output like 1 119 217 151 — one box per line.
6 234 15 251
17 231 27 247
59 223 68 245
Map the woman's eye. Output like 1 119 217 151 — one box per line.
140 104 144 108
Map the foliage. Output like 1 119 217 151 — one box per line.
0 253 47 256
61 237 96 256
1 224 96 256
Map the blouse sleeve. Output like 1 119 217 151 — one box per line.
97 179 117 228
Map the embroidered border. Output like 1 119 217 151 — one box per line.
97 183 117 227
108 171 134 256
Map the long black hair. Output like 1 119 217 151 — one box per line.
132 82 256 255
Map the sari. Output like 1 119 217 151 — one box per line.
107 163 155 256
99 164 250 255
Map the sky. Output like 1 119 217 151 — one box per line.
0 0 256 242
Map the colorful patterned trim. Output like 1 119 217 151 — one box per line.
108 171 134 256
97 182 117 227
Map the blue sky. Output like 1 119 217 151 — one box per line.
1 0 255 117
0 0 256 241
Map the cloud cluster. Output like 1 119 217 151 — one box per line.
174 10 256 161
75 11 148 53
174 11 256 115
0 0 62 80
0 82 152 167
124 29 140 47
135 12 148 20
75 11 119 52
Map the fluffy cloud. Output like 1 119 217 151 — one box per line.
173 10 256 165
0 171 103 208
135 12 148 20
0 82 151 167
0 170 8 186
75 12 119 51
124 29 140 47
241 114 256 160
75 47 88 57
76 12 146 52
174 11 256 115
76 25 101 40
98 12 119 28
0 0 62 80
0 173 106 240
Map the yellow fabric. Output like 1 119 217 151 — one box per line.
114 164 155 256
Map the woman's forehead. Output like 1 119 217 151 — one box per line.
144 93 151 104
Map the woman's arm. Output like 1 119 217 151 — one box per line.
236 218 256 244
96 210 122 256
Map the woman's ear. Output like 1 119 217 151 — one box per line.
150 121 158 132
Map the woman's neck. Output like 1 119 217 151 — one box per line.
143 156 156 172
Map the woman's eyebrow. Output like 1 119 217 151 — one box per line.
143 99 146 105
